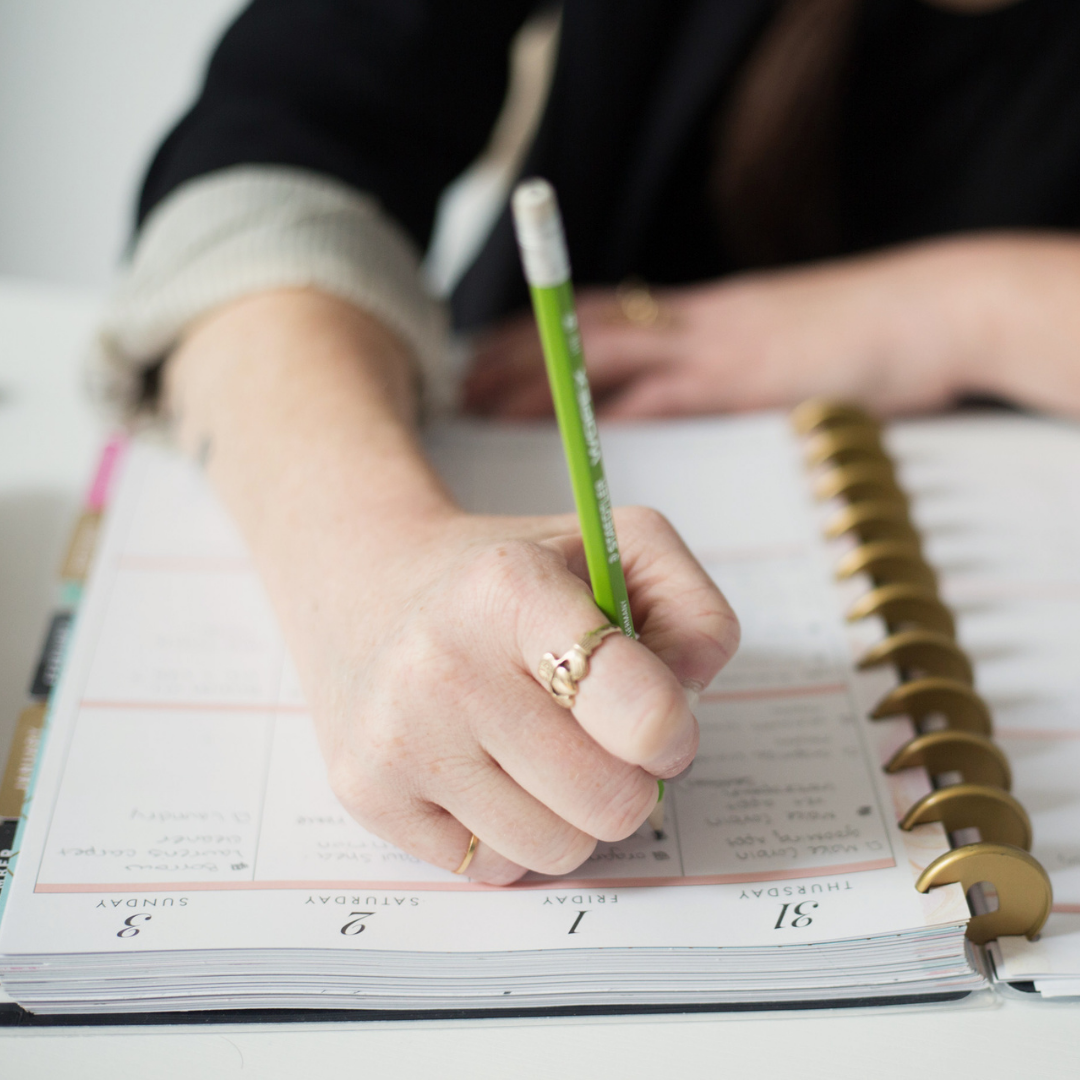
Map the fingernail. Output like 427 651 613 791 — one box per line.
670 760 694 782
681 681 702 711
648 709 699 775
649 744 697 779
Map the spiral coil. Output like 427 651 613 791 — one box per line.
793 399 1052 945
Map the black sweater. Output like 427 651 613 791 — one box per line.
139 0 1080 329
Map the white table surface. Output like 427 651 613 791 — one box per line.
2 278 1078 1079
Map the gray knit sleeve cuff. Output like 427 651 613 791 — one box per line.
94 165 463 423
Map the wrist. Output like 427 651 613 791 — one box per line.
879 233 1080 409
839 236 1015 409
913 236 1021 400
167 288 458 520
164 288 465 641
956 234 1080 411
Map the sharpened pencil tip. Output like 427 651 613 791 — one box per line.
648 796 665 839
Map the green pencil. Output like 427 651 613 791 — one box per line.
511 177 665 837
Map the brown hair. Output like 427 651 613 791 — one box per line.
715 0 863 268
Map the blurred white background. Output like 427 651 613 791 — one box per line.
0 0 557 293
0 0 245 777
0 0 246 289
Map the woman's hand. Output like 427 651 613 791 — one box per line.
311 504 737 886
466 233 1080 421
166 289 737 887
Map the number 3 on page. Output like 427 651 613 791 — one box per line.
117 913 151 938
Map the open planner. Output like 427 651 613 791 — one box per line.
1 404 1078 1020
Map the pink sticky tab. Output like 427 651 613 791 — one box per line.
86 435 128 511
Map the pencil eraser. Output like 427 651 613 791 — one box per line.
512 178 571 288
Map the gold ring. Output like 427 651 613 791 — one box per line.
616 280 665 327
453 833 479 875
539 623 622 709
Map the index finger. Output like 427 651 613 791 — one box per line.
611 505 741 693
527 508 738 773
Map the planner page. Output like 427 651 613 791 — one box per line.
887 415 1080 996
0 414 968 964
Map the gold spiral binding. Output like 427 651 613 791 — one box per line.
871 677 993 735
797 399 1052 944
899 784 1032 850
814 461 907 504
826 500 922 544
790 398 884 437
916 844 1052 945
835 540 937 589
804 426 889 469
885 731 1010 790
858 630 973 684
847 584 956 637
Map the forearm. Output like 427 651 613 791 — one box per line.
164 288 459 675
718 232 1080 417
848 231 1080 416
746 231 1080 416
953 233 1080 416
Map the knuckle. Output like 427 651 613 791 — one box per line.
402 619 459 681
470 537 545 583
326 759 362 814
530 828 596 877
615 504 672 538
437 752 497 800
463 540 553 619
477 861 529 887
327 758 388 828
351 708 414 779
695 602 742 671
622 676 689 762
653 584 741 686
586 772 656 842
383 620 494 723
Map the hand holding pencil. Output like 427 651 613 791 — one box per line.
511 178 723 842
307 499 735 884
308 179 738 884
170 220 737 890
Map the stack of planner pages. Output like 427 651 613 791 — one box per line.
5 409 1058 1017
